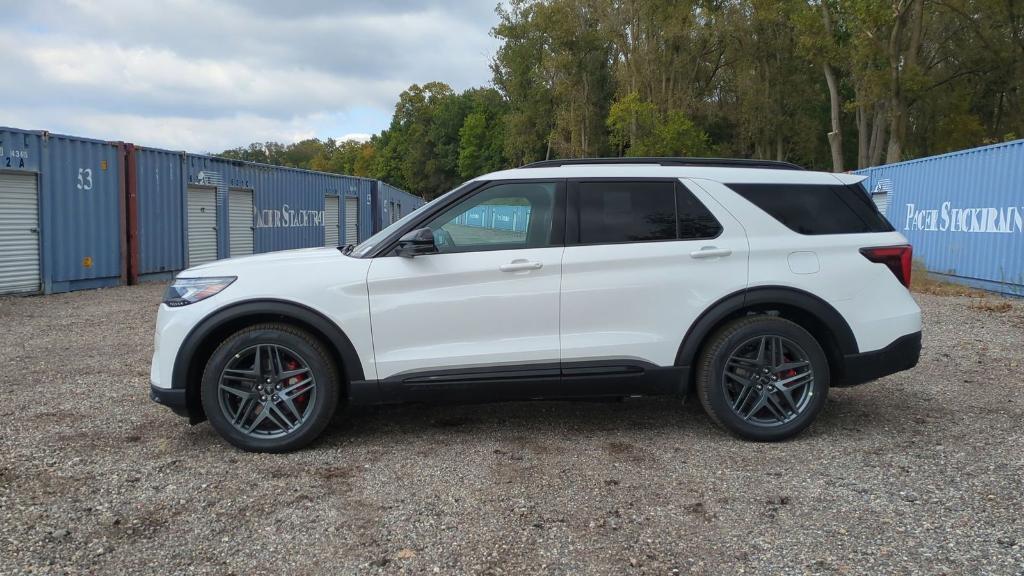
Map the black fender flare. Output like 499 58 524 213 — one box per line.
675 286 859 368
171 299 365 393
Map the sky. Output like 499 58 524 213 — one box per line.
0 0 502 152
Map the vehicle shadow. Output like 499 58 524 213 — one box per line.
313 379 946 448
332 396 711 438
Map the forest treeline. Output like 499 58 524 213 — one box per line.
218 0 1024 199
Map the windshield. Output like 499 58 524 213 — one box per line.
348 182 473 258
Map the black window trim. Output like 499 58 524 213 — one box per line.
367 178 566 258
566 177 723 247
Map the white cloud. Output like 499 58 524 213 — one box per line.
1 0 501 151
339 133 372 143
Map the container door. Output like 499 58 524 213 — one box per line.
0 173 40 294
871 192 889 216
228 189 254 258
187 186 218 267
344 196 359 245
325 195 340 246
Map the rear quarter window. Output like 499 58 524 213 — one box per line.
727 183 894 235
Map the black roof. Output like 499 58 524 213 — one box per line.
519 157 804 171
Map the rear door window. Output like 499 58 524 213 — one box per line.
727 183 893 235
574 181 721 244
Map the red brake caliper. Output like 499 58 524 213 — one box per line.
782 354 797 378
285 359 309 408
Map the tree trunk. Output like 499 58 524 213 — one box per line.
885 0 925 165
870 103 887 167
885 8 906 165
824 63 844 172
820 1 844 172
857 103 869 169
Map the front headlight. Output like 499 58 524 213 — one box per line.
163 277 236 307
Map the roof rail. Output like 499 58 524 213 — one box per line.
519 157 805 170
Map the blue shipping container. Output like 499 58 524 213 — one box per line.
2 126 421 291
855 139 1024 296
376 181 427 228
131 147 415 280
0 127 123 294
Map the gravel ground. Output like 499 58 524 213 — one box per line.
1 283 1022 575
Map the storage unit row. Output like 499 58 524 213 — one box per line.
0 127 424 294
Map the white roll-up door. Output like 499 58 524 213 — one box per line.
229 189 254 258
0 173 40 294
325 195 340 246
187 186 218 267
344 196 359 245
872 192 890 216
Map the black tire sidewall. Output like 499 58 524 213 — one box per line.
201 326 338 452
701 318 829 441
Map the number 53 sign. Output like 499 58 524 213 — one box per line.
77 168 93 190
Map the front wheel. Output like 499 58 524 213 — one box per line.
200 323 339 452
696 316 829 441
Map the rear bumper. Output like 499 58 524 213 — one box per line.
836 331 922 387
149 382 190 418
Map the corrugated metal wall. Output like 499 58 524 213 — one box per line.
377 181 426 229
855 139 1024 296
40 133 124 290
0 127 124 294
134 147 185 279
1 126 421 292
130 148 398 279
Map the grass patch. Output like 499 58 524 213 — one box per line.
910 261 990 298
970 299 1014 314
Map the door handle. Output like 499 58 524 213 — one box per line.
690 246 732 259
499 259 543 272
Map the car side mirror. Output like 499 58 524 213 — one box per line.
396 227 438 258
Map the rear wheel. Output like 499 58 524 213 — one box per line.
696 316 828 441
200 323 339 452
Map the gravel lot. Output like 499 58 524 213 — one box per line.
1 283 1022 575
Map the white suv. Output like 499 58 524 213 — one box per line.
150 158 922 452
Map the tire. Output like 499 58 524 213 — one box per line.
200 323 340 452
696 316 829 441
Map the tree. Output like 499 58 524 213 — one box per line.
607 92 709 156
218 0 1024 191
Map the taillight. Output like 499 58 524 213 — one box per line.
860 245 913 288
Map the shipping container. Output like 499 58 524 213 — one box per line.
376 181 427 229
129 147 375 280
855 139 1024 296
128 147 417 282
1 126 423 292
0 127 124 294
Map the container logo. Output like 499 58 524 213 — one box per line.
255 203 324 228
904 202 1024 234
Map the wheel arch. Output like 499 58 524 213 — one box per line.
172 299 365 423
676 286 858 385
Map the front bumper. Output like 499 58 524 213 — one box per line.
836 331 922 387
150 382 190 418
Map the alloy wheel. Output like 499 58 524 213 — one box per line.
722 335 815 427
217 344 317 438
